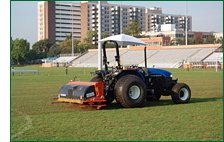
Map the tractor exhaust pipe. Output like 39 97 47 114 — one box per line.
144 47 147 68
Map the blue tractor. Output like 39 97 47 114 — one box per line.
55 34 191 109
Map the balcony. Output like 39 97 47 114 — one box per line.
151 19 157 22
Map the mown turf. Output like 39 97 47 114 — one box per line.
11 65 223 141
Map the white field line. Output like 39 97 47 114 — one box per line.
11 110 32 140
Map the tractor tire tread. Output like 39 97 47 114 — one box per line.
171 83 191 104
115 75 146 108
115 75 131 108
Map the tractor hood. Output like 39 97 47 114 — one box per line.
149 68 172 78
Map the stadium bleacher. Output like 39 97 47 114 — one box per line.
186 48 217 62
53 56 78 63
70 44 222 68
203 52 223 63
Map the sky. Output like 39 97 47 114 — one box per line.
11 1 223 48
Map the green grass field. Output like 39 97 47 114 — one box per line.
11 65 223 141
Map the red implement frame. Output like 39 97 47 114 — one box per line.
51 80 107 109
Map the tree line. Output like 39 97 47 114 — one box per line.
11 30 111 64
11 19 222 63
172 34 223 45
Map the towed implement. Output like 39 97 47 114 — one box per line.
51 34 191 109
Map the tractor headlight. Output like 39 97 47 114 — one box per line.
170 74 173 78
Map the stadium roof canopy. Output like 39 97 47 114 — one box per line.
99 34 147 46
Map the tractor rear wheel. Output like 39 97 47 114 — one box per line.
114 75 146 108
171 83 191 104
90 76 114 104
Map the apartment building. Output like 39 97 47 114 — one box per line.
81 1 145 43
145 7 192 32
38 1 81 43
38 1 192 44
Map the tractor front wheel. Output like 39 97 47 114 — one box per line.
171 83 191 104
90 76 114 104
90 75 103 82
114 75 146 108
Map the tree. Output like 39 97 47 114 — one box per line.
204 34 216 44
32 39 53 53
83 29 97 43
123 19 142 37
171 38 177 45
59 39 72 54
188 38 195 45
216 37 223 44
101 32 111 39
48 44 61 57
27 49 38 60
59 38 81 54
78 42 93 53
37 52 47 59
11 38 30 63
65 33 72 40
177 39 184 45
195 36 204 44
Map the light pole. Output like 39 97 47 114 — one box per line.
71 3 74 56
183 33 185 44
120 1 122 34
98 1 102 70
120 1 122 48
185 1 188 45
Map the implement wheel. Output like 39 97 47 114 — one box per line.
171 83 191 104
114 75 146 108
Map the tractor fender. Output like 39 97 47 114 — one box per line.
118 70 145 83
